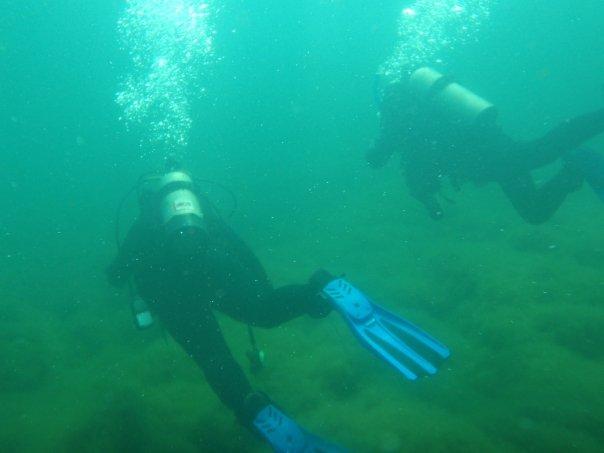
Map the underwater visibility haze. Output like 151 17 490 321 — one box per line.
1 0 603 451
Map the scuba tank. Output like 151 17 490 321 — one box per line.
137 167 207 257
409 67 498 127
138 169 205 234
156 170 204 235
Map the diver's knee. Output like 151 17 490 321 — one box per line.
248 317 281 329
518 208 551 225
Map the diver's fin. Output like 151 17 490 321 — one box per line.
322 278 450 380
254 404 346 453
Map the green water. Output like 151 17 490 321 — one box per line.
1 1 603 451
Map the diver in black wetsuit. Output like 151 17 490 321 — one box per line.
368 67 604 223
106 162 452 451
106 165 336 448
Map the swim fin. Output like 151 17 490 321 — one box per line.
322 278 450 380
254 404 346 453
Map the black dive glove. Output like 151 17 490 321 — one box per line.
422 195 444 220
366 140 395 169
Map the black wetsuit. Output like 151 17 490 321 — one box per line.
107 193 332 426
368 81 604 223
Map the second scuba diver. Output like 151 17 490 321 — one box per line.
368 67 604 222
107 161 450 452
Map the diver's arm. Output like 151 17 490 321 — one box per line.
419 194 444 220
366 134 398 168
367 109 413 168
106 218 150 287
404 163 444 220
367 82 415 168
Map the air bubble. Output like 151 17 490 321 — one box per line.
378 0 492 83
116 0 216 162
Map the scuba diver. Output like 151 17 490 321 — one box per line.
106 160 450 452
368 67 604 223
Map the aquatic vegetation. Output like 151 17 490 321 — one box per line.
63 388 150 452
536 309 604 360
1 335 50 393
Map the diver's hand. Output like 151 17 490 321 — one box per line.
422 196 444 220
366 141 393 169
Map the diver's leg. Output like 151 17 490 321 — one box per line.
511 108 604 172
157 301 267 425
218 270 334 328
499 168 583 224
566 147 604 201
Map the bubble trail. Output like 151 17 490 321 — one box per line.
116 0 216 161
379 0 493 84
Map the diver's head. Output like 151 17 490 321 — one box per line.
163 152 182 173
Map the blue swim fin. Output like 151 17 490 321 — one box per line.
322 278 450 380
254 404 346 453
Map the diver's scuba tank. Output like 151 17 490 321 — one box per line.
156 170 204 234
138 165 207 255
409 67 498 127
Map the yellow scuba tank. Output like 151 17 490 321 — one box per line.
409 67 498 127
